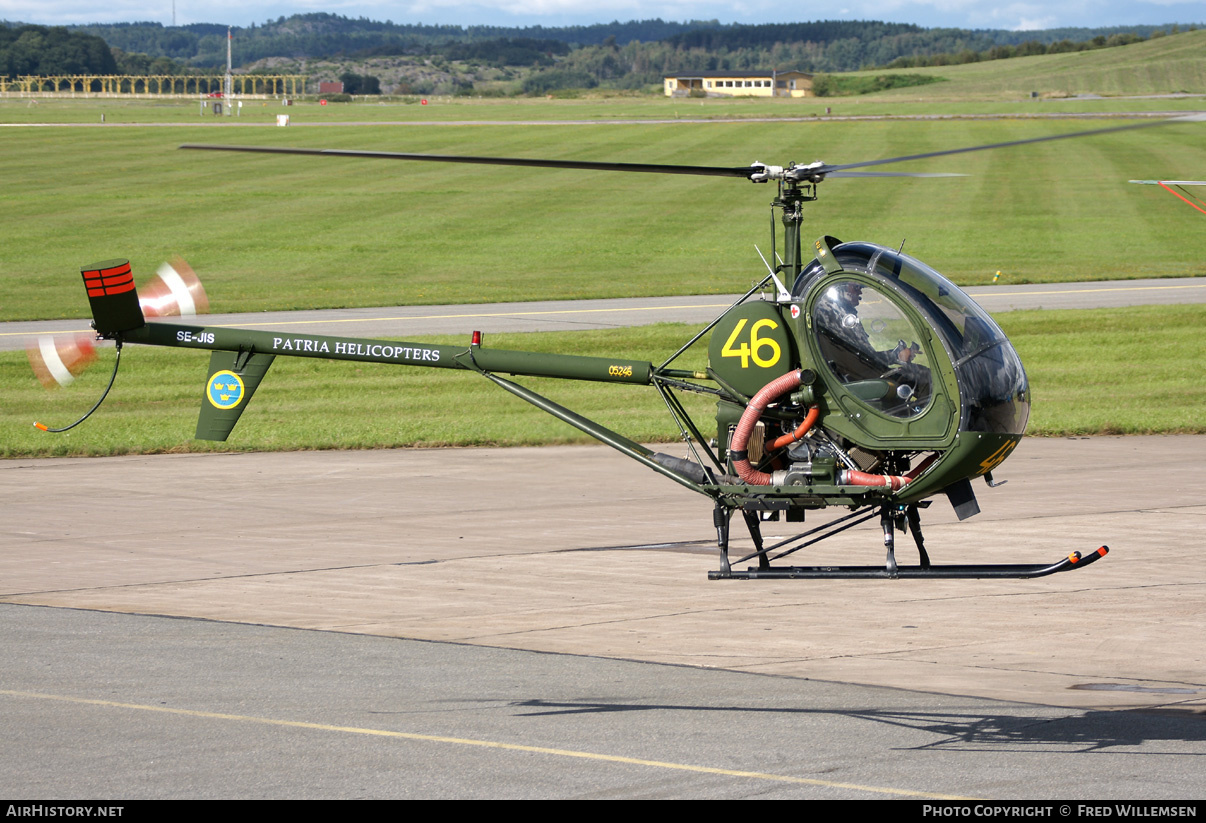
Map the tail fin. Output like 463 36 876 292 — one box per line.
196 351 275 441
81 259 145 336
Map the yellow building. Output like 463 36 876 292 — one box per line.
664 70 813 98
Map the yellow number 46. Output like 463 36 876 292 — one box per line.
721 318 782 369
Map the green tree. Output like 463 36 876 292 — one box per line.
1 24 118 78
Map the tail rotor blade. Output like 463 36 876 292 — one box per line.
27 333 97 389
139 256 210 318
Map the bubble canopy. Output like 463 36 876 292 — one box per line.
793 242 1029 436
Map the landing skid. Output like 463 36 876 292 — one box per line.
710 549 1109 580
708 502 1109 580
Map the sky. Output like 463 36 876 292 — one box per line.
0 0 1202 33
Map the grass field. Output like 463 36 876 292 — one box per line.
2 87 1204 124
3 304 1203 459
3 43 1204 453
864 29 1206 102
2 110 1203 322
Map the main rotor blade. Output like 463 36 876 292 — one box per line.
179 144 760 179
182 114 1200 182
825 171 965 178
816 114 1202 175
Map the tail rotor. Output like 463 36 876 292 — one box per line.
27 256 209 389
26 333 98 389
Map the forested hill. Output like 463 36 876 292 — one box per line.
0 24 116 75
655 20 1193 72
3 13 1195 91
47 14 1187 71
62 15 726 67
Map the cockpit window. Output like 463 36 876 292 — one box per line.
798 242 1029 434
841 243 1009 364
860 247 1029 434
812 280 932 419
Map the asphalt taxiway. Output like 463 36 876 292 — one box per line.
2 436 1204 798
2 281 1204 798
2 277 1205 349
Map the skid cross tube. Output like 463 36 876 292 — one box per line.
730 507 880 567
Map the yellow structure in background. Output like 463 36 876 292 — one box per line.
664 70 813 98
1 74 308 97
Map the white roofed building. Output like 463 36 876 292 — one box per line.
664 70 813 98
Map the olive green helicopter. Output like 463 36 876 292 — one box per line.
46 118 1196 580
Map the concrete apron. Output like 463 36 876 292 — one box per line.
3 435 1203 712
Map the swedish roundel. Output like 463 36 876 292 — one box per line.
207 370 245 409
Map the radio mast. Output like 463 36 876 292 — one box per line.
223 28 233 115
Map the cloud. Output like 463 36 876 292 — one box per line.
1018 17 1061 30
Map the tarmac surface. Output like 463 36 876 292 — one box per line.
3 439 1205 797
3 277 1205 349
3 281 1205 799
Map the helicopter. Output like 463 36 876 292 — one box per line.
42 117 1199 581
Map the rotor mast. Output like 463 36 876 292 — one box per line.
772 177 816 283
749 161 823 283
